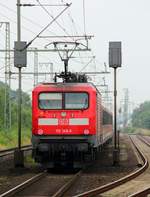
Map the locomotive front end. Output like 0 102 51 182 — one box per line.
32 83 97 168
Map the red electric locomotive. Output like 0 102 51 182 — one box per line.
32 82 113 168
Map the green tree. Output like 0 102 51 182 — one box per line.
0 81 31 130
132 101 150 129
0 81 32 148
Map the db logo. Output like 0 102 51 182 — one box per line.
58 119 69 125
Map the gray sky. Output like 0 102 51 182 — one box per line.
0 0 150 108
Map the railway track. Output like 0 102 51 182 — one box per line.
0 170 82 197
127 135 150 197
1 134 150 197
72 134 149 197
128 186 150 197
137 134 150 146
0 145 32 158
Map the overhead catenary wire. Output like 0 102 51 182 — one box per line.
67 11 84 64
0 1 91 47
0 2 54 33
83 0 86 35
66 2 95 69
0 2 68 41
0 22 58 86
0 1 96 92
79 57 95 72
0 2 96 81
0 13 60 68
23 3 72 50
0 11 42 37
0 12 63 67
18 3 69 7
67 11 82 37
35 0 73 42
35 0 92 64
0 1 92 57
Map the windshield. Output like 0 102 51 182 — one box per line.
39 93 62 109
65 93 88 109
39 92 88 110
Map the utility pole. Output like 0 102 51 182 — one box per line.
109 41 122 166
14 0 27 167
0 22 11 131
123 88 129 128
18 0 22 152
33 48 38 86
5 22 11 131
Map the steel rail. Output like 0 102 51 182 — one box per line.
73 135 148 197
137 135 150 147
128 135 150 197
0 171 46 197
52 170 82 197
1 134 149 197
0 170 81 197
0 145 32 157
128 186 150 197
0 145 31 153
130 136 144 167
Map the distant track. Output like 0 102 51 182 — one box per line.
137 134 150 147
0 145 32 158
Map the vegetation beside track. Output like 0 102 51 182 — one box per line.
123 127 150 136
132 101 150 129
0 128 31 149
122 101 150 136
0 81 31 149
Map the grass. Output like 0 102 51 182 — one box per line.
133 128 150 136
123 126 150 136
0 127 31 149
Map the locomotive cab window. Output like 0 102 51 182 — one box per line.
39 92 88 110
39 93 62 109
65 93 88 109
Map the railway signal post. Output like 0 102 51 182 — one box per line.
109 41 122 166
14 0 27 167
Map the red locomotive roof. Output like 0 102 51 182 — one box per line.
33 82 98 93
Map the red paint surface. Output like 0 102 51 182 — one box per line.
32 83 112 139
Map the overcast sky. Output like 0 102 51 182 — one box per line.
0 0 150 109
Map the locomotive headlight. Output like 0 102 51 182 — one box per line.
38 129 43 135
83 129 89 135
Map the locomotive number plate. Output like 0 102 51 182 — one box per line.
58 119 69 125
56 129 72 134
